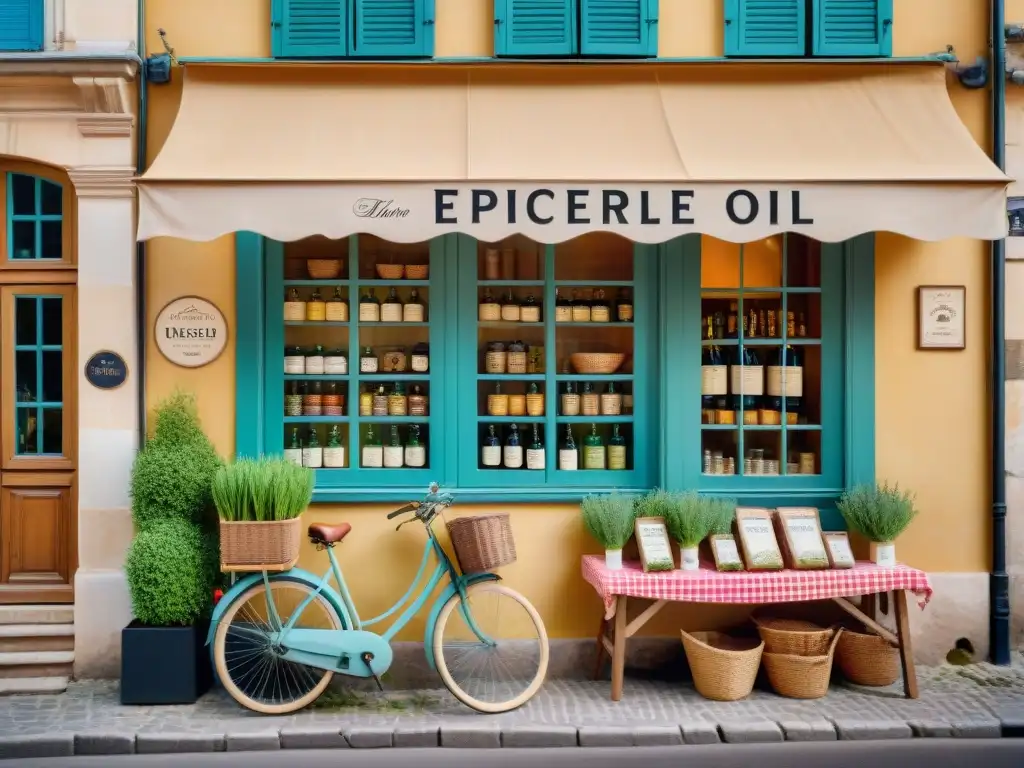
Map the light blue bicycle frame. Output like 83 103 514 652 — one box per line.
206 519 501 674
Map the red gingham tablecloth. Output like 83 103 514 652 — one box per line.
582 555 933 618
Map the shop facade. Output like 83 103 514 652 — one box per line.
117 0 1006 677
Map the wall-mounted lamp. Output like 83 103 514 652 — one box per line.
145 28 178 86
1007 24 1024 43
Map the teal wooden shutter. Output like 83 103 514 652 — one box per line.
580 0 657 57
271 0 347 58
350 0 434 58
0 0 43 52
494 0 576 57
812 0 892 57
724 0 806 57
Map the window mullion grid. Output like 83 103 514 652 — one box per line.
543 244 557 481
737 244 745 475
781 233 789 474
35 296 44 453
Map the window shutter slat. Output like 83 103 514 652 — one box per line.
812 0 892 57
273 0 348 58
724 0 806 57
351 0 433 58
0 0 43 52
580 0 657 57
495 0 576 57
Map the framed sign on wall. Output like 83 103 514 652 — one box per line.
917 285 966 350
154 296 228 368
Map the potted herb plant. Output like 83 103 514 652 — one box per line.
122 393 222 705
837 482 919 567
581 492 636 570
660 491 719 571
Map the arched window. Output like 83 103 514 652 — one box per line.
8 172 64 260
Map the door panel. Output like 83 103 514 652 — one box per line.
0 473 73 603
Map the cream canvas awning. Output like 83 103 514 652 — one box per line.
137 62 1009 244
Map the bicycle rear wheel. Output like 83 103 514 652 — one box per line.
433 582 549 713
213 578 343 714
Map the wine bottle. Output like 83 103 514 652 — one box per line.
404 424 426 467
521 293 541 323
731 344 762 425
526 424 545 470
403 288 425 322
481 424 501 467
383 425 403 468
359 288 381 322
702 315 727 423
324 424 345 468
591 289 610 322
583 424 606 470
559 424 578 471
727 301 738 338
361 424 383 467
503 423 524 469
284 426 302 466
302 426 323 469
381 286 403 323
608 424 627 470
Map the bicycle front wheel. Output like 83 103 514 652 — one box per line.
433 582 549 713
213 578 343 715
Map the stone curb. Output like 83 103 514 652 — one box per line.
0 718 1012 759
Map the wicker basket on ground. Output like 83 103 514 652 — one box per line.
219 517 303 572
762 628 843 699
448 513 517 573
752 612 835 656
681 630 763 702
836 628 900 686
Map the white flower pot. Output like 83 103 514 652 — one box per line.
679 546 700 571
871 541 896 567
605 548 623 571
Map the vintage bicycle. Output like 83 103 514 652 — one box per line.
206 485 549 714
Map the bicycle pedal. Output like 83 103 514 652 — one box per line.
361 652 385 692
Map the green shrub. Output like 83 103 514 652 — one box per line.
212 457 314 522
662 491 718 549
708 497 738 536
149 391 209 446
580 491 636 550
837 481 918 543
124 519 212 626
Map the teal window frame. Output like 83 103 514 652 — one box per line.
0 0 43 52
7 172 63 261
271 0 436 59
237 232 874 508
495 0 658 59
13 294 64 456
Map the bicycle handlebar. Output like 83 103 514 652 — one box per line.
386 502 420 520
386 490 454 522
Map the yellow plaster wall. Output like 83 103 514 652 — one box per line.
143 0 994 639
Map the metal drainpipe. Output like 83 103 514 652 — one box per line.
135 0 148 446
991 0 1011 666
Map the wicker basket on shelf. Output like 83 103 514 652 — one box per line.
762 629 842 699
570 352 625 375
836 629 900 686
307 259 342 279
681 630 763 702
752 612 835 656
219 517 303 572
448 513 517 573
405 264 429 279
376 263 405 279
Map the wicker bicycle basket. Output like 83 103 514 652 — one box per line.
680 630 763 702
752 612 835 656
836 628 900 686
447 513 517 573
762 628 842 699
219 517 303 572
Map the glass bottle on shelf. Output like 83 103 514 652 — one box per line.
285 345 305 374
747 306 759 338
362 425 383 467
479 287 500 321
571 289 591 322
727 301 738 338
305 344 325 375
501 288 521 322
411 342 429 373
303 380 323 416
384 425 403 468
560 380 580 416
608 424 627 470
359 387 373 416
360 345 378 374
322 381 342 416
302 427 323 468
768 335 803 425
388 382 407 415
381 286 403 323
526 423 545 470
325 347 347 374
324 424 345 468
581 382 599 416
326 286 348 322
285 287 304 322
359 288 381 322
306 288 326 322
616 288 634 323
590 289 610 323
520 293 541 323
555 288 572 323
481 425 501 467
404 425 426 467
284 426 302 466
408 384 428 416
526 381 544 416
285 380 302 417
601 381 622 415
372 384 388 416
796 311 807 338
559 424 579 471
403 288 425 323
731 345 762 425
702 316 728 424
583 424 606 470
503 423 524 469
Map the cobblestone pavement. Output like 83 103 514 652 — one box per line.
2 659 1024 758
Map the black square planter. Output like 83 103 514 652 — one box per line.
120 619 213 705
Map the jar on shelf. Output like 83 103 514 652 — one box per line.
323 425 345 468
303 381 323 416
306 288 326 322
372 385 388 416
799 452 816 475
520 294 541 323
326 286 348 322
527 345 544 374
362 425 383 467
526 382 544 416
508 393 526 416
561 381 580 416
360 346 378 374
507 340 527 374
285 381 302 417
302 427 323 469
479 288 500 321
322 381 344 416
411 343 429 373
305 345 325 375
381 286 403 323
388 382 408 416
485 342 507 374
555 288 571 323
284 426 302 466
284 288 305 322
591 290 611 323
284 346 305 374
581 382 599 416
404 425 426 468
484 248 501 281
616 288 634 323
403 288 425 322
600 381 622 415
500 290 521 322
408 385 429 416
324 349 347 375
359 288 381 322
571 290 591 323
359 389 373 416
384 425 404 468
487 383 509 416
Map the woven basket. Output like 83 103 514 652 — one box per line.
681 630 763 702
284 301 306 322
762 629 842 699
570 352 625 374
307 259 342 279
376 263 405 279
487 394 509 416
405 264 429 279
526 393 545 416
485 351 507 374
836 629 900 686
507 394 526 416
753 613 835 656
220 517 303 572
448 513 517 573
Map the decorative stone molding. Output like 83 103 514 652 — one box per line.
77 114 133 138
72 76 130 114
67 166 135 198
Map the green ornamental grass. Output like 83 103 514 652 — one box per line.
660 491 718 549
580 492 636 550
707 497 738 536
213 457 314 523
837 481 918 543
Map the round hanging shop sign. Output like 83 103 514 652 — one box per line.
154 296 228 368
84 350 128 390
